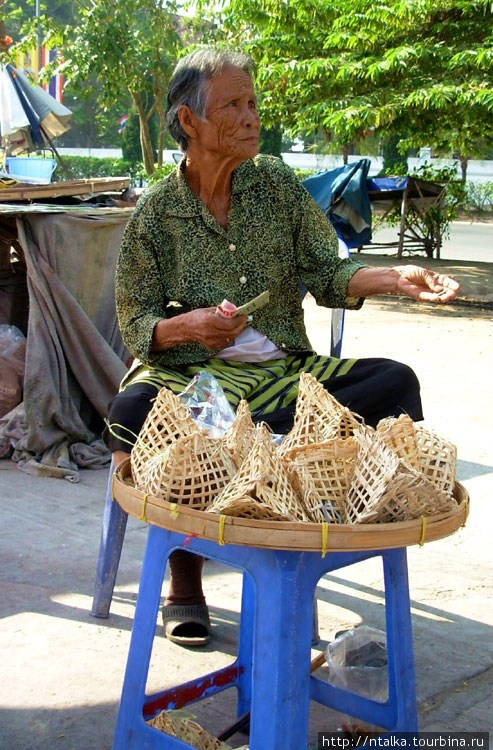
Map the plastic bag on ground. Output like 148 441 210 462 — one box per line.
325 625 388 701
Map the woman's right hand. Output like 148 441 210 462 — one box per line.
185 307 247 349
151 307 247 352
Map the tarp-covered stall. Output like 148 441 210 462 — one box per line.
0 198 132 480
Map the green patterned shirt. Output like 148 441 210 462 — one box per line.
115 154 365 369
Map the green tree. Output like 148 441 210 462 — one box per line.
14 0 186 174
259 124 283 157
121 111 158 165
1 0 131 149
203 0 493 177
381 134 408 175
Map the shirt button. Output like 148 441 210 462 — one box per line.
229 243 236 251
239 275 247 285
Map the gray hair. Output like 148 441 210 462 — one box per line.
166 48 256 151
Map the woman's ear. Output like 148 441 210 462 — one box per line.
177 104 198 140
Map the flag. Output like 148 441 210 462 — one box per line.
14 46 64 103
118 114 129 135
40 47 64 103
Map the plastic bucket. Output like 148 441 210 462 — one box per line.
5 157 57 184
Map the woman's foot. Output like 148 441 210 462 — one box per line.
162 603 211 646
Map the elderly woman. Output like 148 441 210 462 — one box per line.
108 48 459 646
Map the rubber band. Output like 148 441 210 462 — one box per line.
169 503 179 520
419 515 427 546
138 493 148 523
321 521 329 558
218 514 226 546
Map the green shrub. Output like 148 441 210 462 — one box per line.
465 181 493 213
145 163 177 185
293 168 318 181
55 155 138 182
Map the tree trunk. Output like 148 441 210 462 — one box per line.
155 100 166 168
459 155 468 182
131 91 155 175
341 144 349 165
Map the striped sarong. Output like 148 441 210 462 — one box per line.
120 353 357 419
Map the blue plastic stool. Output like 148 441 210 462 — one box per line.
112 527 418 749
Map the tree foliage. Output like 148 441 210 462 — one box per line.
54 0 186 174
205 0 493 172
7 0 188 174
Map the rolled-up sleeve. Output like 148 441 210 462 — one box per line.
115 211 167 362
293 179 366 309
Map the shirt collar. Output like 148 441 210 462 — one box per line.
164 156 258 218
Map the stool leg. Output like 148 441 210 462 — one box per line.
248 551 316 750
383 548 418 731
91 461 128 618
236 572 254 718
113 525 169 749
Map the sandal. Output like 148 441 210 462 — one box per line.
162 603 211 647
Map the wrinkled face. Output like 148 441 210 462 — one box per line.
193 66 260 163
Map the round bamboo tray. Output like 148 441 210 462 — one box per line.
113 458 469 553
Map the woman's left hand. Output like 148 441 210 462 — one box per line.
393 265 461 303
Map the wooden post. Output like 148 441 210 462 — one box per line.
397 181 409 258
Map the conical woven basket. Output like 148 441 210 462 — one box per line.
415 424 457 494
277 410 328 456
279 373 362 456
147 710 232 750
376 414 421 470
283 437 359 522
223 399 257 467
130 387 197 488
376 417 457 495
208 425 309 521
345 429 457 524
139 431 237 510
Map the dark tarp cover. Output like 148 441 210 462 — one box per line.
303 158 372 248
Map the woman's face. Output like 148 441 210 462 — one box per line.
192 66 260 163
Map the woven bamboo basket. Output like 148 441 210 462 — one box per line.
130 387 197 489
296 372 362 437
147 710 232 750
376 414 421 470
207 425 310 521
283 437 359 522
415 424 457 494
376 416 457 494
223 398 257 467
113 458 469 551
137 431 237 511
345 429 458 524
277 411 328 456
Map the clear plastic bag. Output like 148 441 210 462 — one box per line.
178 371 237 438
325 625 388 701
0 324 27 418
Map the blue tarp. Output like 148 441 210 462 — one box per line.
366 175 407 192
303 158 373 248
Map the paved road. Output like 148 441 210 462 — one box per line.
368 221 492 263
